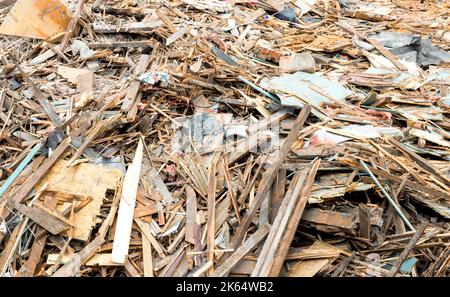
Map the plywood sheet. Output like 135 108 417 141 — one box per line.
36 160 122 241
0 0 72 39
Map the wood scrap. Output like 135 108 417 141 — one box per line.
112 139 143 264
0 0 448 279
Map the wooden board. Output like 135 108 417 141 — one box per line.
288 241 341 277
252 169 308 276
141 158 174 205
36 160 122 241
47 253 122 266
0 0 72 39
211 224 270 277
15 203 69 235
185 185 197 244
112 139 144 264
142 230 154 277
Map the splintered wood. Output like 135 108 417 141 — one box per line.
0 0 450 277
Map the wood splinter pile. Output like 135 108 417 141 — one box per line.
0 0 450 277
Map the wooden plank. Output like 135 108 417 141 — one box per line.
141 226 154 277
215 196 230 232
86 254 121 266
46 254 70 265
89 40 157 48
52 236 105 276
0 0 71 39
135 218 166 258
15 204 69 235
388 137 450 187
124 257 141 277
359 204 371 239
252 168 309 276
206 158 218 267
229 259 256 276
193 260 213 277
173 254 189 277
134 204 158 218
410 128 450 148
285 248 342 260
301 208 358 230
259 195 280 253
270 169 286 224
92 21 162 33
230 105 311 249
165 26 190 46
91 5 145 17
33 202 75 227
160 246 185 277
0 216 29 275
47 253 122 266
16 228 48 276
388 222 427 277
121 54 151 114
60 0 84 51
167 227 185 254
185 185 197 244
288 241 341 277
210 224 270 277
14 195 57 276
112 139 144 264
269 159 321 276
367 39 408 71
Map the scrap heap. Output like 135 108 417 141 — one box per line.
0 0 449 277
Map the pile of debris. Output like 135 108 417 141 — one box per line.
0 0 449 277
